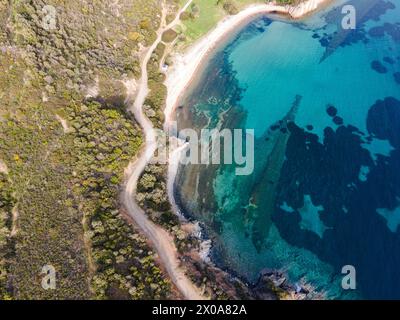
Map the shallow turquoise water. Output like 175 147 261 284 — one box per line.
230 3 399 140
176 0 400 299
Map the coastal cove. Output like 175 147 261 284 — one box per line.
169 0 400 300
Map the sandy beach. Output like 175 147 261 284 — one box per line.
164 0 334 126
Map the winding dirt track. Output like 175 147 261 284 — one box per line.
122 0 204 300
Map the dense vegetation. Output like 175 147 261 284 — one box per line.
146 37 169 128
0 0 176 299
69 102 170 299
0 173 14 300
137 164 198 254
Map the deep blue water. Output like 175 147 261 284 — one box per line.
175 0 400 299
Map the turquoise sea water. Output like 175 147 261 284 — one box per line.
175 0 400 299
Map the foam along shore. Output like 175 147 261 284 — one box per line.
164 0 333 126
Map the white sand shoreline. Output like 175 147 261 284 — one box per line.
164 0 333 126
